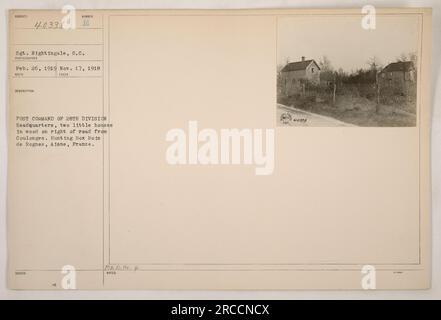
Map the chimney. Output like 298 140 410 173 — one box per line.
301 56 305 61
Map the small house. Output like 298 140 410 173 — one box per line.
280 57 321 95
379 61 415 95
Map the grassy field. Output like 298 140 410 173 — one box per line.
278 94 416 127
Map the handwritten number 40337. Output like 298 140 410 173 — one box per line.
34 21 63 29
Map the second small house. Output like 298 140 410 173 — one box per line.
379 61 416 95
280 56 321 96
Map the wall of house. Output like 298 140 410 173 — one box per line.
305 63 320 84
281 70 305 95
281 65 320 95
379 70 415 95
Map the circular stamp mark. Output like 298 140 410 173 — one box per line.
280 112 292 125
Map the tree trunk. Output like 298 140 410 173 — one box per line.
332 75 337 106
375 71 380 114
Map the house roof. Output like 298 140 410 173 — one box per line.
281 59 320 72
381 61 414 73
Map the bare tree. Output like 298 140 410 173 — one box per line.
408 52 418 66
397 52 418 72
277 63 284 75
367 56 382 114
367 56 382 71
319 55 333 72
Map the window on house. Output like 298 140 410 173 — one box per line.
311 68 314 73
405 71 414 81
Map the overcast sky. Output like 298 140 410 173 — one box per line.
277 15 420 72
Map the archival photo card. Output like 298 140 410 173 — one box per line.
277 14 420 127
7 8 431 290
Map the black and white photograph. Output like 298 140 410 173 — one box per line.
1 0 440 305
277 15 420 127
